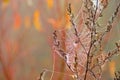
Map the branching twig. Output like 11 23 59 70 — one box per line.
49 1 120 80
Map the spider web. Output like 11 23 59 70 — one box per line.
65 25 91 77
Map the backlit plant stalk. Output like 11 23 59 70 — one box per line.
39 0 120 80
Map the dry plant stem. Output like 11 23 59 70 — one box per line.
91 46 120 71
84 43 92 80
53 30 77 73
84 1 120 80
50 1 120 80
52 30 75 79
84 0 98 79
91 2 120 79
38 69 46 80
67 3 88 55
67 4 88 79
100 2 120 39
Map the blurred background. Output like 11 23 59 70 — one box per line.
0 0 120 80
